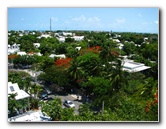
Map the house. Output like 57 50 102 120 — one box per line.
8 82 30 116
118 43 124 50
108 56 151 73
8 82 51 122
8 43 20 55
8 109 52 122
49 54 66 59
57 36 65 42
17 51 27 56
8 82 30 101
122 59 151 73
112 39 120 43
37 34 51 39
144 37 148 42
73 36 84 41
62 32 73 36
33 43 40 48
75 47 81 51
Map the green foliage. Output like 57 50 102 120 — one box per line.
77 52 101 76
123 42 137 55
38 66 69 91
39 56 54 71
41 98 62 121
13 55 36 68
65 37 75 43
8 71 32 91
82 77 111 97
141 43 158 61
60 108 75 121
55 43 69 54
8 93 20 116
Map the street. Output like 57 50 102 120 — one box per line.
9 68 83 115
48 93 82 115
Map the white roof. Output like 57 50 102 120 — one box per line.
8 49 20 55
73 36 84 41
112 39 120 43
122 60 151 73
123 65 151 73
33 43 40 48
57 37 65 42
8 82 30 100
49 54 66 59
17 51 27 56
75 47 81 51
8 110 51 122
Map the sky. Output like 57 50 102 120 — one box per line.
8 7 159 33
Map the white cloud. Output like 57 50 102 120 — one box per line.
87 16 100 22
116 18 126 24
71 15 101 23
51 17 58 22
70 15 102 29
71 15 86 22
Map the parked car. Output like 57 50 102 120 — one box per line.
63 100 75 108
39 92 48 100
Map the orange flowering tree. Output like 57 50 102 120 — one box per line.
8 54 18 59
54 58 71 68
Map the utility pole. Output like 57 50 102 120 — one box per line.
11 58 13 70
34 66 37 83
102 101 104 114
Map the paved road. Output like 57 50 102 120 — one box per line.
48 94 82 115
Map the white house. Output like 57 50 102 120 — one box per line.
33 43 40 48
75 47 81 51
62 32 73 36
8 110 52 122
17 51 27 56
37 34 51 39
144 37 148 42
122 59 151 73
57 36 65 42
73 36 84 41
49 54 66 59
8 43 20 55
118 43 124 50
8 82 30 100
112 39 120 43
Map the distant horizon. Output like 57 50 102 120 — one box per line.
8 29 158 34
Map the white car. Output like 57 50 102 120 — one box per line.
63 100 75 108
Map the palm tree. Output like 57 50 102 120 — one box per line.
99 40 118 63
8 93 19 116
110 59 128 92
29 83 43 109
67 56 85 90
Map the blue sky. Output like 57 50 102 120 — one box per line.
8 8 159 33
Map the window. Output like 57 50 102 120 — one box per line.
10 86 15 92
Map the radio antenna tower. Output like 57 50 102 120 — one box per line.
50 18 52 32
